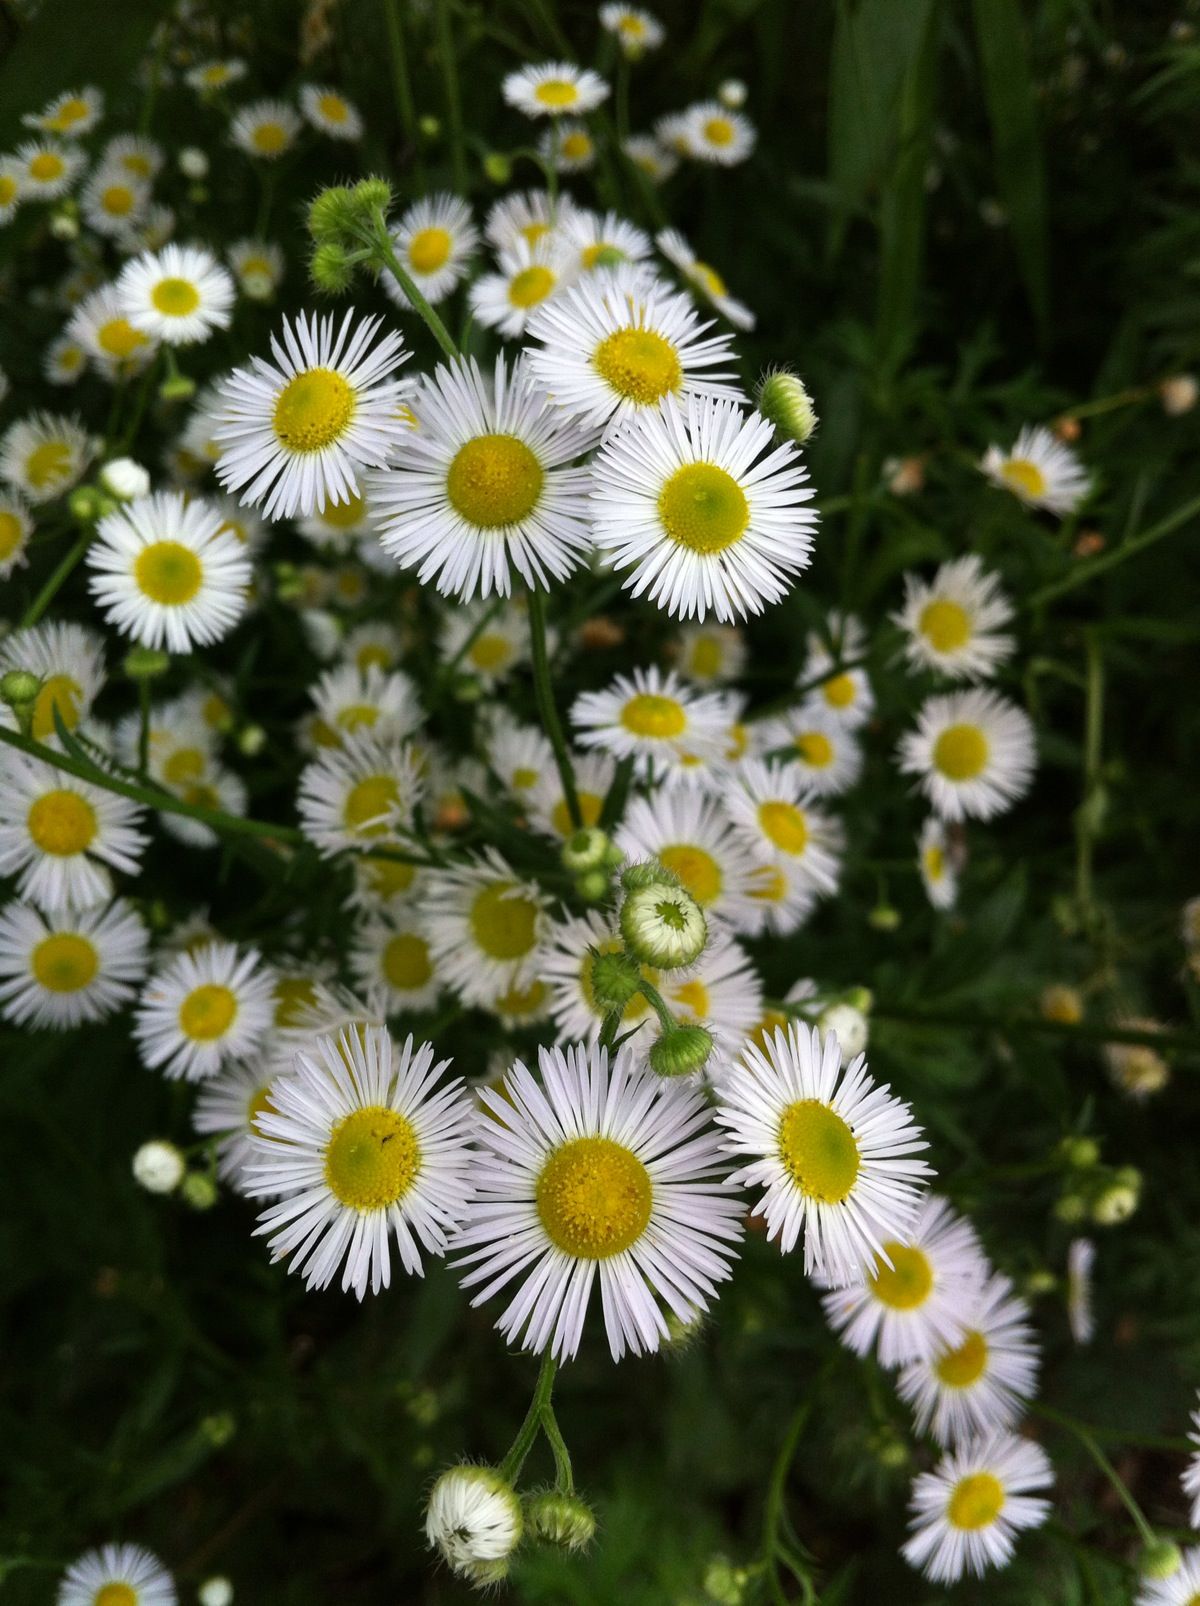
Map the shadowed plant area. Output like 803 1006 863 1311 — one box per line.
1 0 1199 1603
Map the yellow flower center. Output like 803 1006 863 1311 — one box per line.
247 1083 276 1127
778 1099 860 1203
1000 458 1046 499
919 599 972 653
533 78 579 108
0 175 17 206
343 775 401 836
179 982 238 1041
409 226 452 273
97 317 148 359
704 116 735 146
551 790 603 836
318 93 348 122
795 731 833 767
868 1242 934 1309
493 978 548 1017
48 96 90 129
561 132 591 161
101 183 135 216
520 221 550 245
821 672 856 709
507 265 556 308
317 490 365 528
935 1328 989 1388
150 277 201 317
273 974 318 1027
27 789 96 855
657 843 722 905
273 368 356 453
32 931 99 992
748 865 786 903
470 632 512 672
535 1135 652 1258
94 1586 138 1606
923 845 945 882
135 541 203 605
757 800 809 856
947 1471 1005 1531
671 977 710 1018
201 64 230 85
363 856 417 898
446 433 544 527
31 673 82 741
933 724 989 781
594 327 682 406
26 440 72 489
694 262 729 298
251 122 288 154
620 692 686 739
748 1008 788 1055
659 462 749 553
687 635 723 678
0 510 24 557
581 241 626 269
324 1105 421 1209
30 151 65 182
355 645 390 672
162 746 207 784
123 154 154 177
382 932 433 990
469 881 539 959
511 766 539 790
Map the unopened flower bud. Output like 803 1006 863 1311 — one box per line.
818 1002 868 1059
123 646 170 681
352 176 392 216
649 1023 713 1078
589 947 642 1013
425 1466 522 1580
310 241 355 294
621 859 680 893
68 485 103 523
562 827 610 873
201 1410 236 1447
1139 1538 1183 1580
198 1579 233 1606
524 1490 596 1552
237 723 266 757
483 152 513 185
1041 983 1083 1025
99 457 150 501
419 115 441 139
1 668 41 714
1053 1193 1088 1224
574 870 610 903
179 146 209 179
180 1171 219 1210
621 882 707 969
718 78 748 108
1057 1136 1100 1169
308 186 357 243
756 369 817 444
1160 374 1198 416
868 903 900 931
132 1140 185 1194
159 371 196 403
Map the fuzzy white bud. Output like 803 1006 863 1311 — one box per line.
99 457 151 501
425 1466 522 1580
179 147 209 179
132 1140 185 1194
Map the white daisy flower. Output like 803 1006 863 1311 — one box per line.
299 84 364 140
87 491 250 653
483 188 581 253
724 758 844 897
716 1023 932 1284
0 751 147 913
600 4 666 57
248 1023 476 1297
306 663 421 751
817 1194 986 1368
526 267 741 435
56 1542 175 1606
102 134 164 182
226 238 285 300
453 1041 744 1360
758 704 863 797
0 897 148 1030
468 233 578 339
590 395 816 622
192 1056 280 1195
616 788 762 931
24 86 104 138
117 244 235 346
350 911 440 1015
570 664 729 782
386 193 479 308
738 852 819 938
0 491 33 578
918 816 961 910
117 200 176 256
440 599 530 686
1103 1017 1170 1100
542 908 662 1046
902 1430 1053 1583
538 121 598 171
800 613 874 727
502 61 610 119
981 424 1090 516
1066 1237 1095 1344
897 1269 1041 1446
898 688 1036 822
528 749 616 839
0 157 22 222
484 716 554 804
1 411 91 503
656 226 754 329
562 207 653 276
623 133 679 183
43 334 86 387
895 555 1015 681
133 938 275 1081
1139 1550 1200 1606
297 732 423 855
230 98 302 160
185 58 247 93
340 620 405 676
674 622 746 684
1181 1398 1200 1530
0 619 106 745
421 847 548 1008
681 100 757 164
296 483 373 550
214 309 410 520
368 352 596 600
68 284 158 380
80 165 150 238
14 139 86 199
266 981 384 1077
426 1465 523 1581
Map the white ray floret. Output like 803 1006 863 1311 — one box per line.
616 787 763 932
724 757 845 897
299 84 364 140
192 1056 281 1195
56 1542 176 1606
902 1430 1053 1584
570 665 729 783
134 938 275 1081
898 688 1036 822
502 61 610 119
297 732 423 855
385 193 479 308
117 243 235 346
420 847 549 1008
656 226 755 329
0 898 149 1030
1 411 91 503
68 283 157 380
0 491 33 577
895 555 1015 681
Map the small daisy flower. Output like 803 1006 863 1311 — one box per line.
350 911 440 1015
341 620 405 675
982 424 1090 516
0 157 23 222
368 353 596 600
483 188 581 253
0 619 105 744
102 134 164 182
118 200 176 256
306 663 421 751
56 1542 175 1606
897 1269 1041 1446
716 1023 932 1284
192 1056 280 1194
562 207 653 278
117 243 235 346
453 1041 744 1360
539 119 600 172
87 491 251 653
543 908 662 1046
600 4 666 57
230 98 302 160
0 491 33 578
43 335 87 386
386 193 479 308
571 665 730 782
801 613 874 726
468 234 577 340
503 62 610 119
623 133 679 183
134 939 275 1081
248 1023 476 1297
656 227 755 329
1 411 91 503
725 758 844 897
298 733 423 855
81 165 150 238
296 483 373 550
759 704 863 797
68 284 157 380
590 395 816 622
675 622 746 684
918 816 961 910
902 1430 1053 1584
185 58 247 93
421 848 548 1008
1103 1018 1170 1100
0 897 149 1030
0 751 147 913
898 688 1036 822
226 238 285 300
681 100 756 165
527 267 742 435
14 139 86 199
895 555 1015 681
738 852 819 938
24 86 104 138
300 84 364 140
486 716 555 804
817 1195 986 1368
215 309 410 520
616 788 762 931
441 599 531 686
522 751 612 842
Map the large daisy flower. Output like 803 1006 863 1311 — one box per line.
117 244 235 347
902 1430 1053 1583
897 688 1036 822
0 898 149 1030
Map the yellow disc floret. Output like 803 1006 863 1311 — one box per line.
409 226 452 273
135 541 203 606
778 1099 860 1203
657 843 722 905
536 1135 652 1258
868 1242 934 1310
620 692 686 739
27 789 96 856
947 1471 1005 1531
273 368 356 453
935 1328 989 1388
179 983 238 1041
593 327 682 406
757 800 809 856
658 462 749 554
324 1105 421 1209
31 932 99 992
933 724 989 781
151 277 201 317
919 599 972 653
469 881 539 959
446 433 544 527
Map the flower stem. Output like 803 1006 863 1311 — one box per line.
499 1348 558 1485
526 587 583 830
1074 631 1104 931
1033 1403 1157 1548
21 529 92 628
1028 490 1200 607
381 0 420 154
540 1400 574 1493
871 1003 1199 1054
365 223 460 363
432 0 469 193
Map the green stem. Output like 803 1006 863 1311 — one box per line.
1074 632 1104 929
635 979 677 1036
1029 491 1200 607
366 223 461 362
1033 1404 1157 1548
137 681 151 780
21 529 91 628
440 596 504 681
526 588 582 830
540 1400 574 1493
499 1348 558 1484
761 1404 815 1603
433 0 469 192
1061 384 1152 422
381 0 420 152
615 57 631 145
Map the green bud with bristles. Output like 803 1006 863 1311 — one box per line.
562 827 610 873
574 870 610 903
419 114 441 140
756 368 817 444
1139 1539 1182 1579
310 242 355 295
308 185 357 243
524 1490 597 1552
1 669 42 710
589 948 642 1012
68 485 103 523
351 176 393 216
649 1023 713 1078
620 859 680 893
